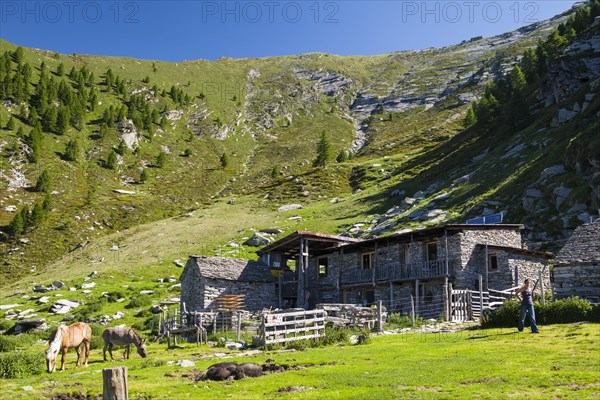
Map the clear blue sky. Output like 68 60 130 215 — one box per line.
0 1 578 61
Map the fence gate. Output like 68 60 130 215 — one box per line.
258 309 326 347
451 290 472 322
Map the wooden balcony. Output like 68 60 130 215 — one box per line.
341 259 455 285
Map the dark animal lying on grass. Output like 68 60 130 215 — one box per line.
200 362 264 381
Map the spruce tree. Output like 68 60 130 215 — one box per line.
140 169 148 183
116 140 127 156
30 202 45 226
35 168 51 192
64 138 80 161
463 108 477 128
156 151 167 168
42 193 53 212
271 165 280 178
313 131 332 167
43 106 58 132
220 153 229 169
56 106 70 134
19 205 31 229
57 63 65 76
336 150 348 163
6 115 15 130
9 210 24 237
106 150 117 170
28 125 43 162
13 47 24 65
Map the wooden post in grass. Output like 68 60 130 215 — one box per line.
103 366 128 400
479 274 484 317
410 295 415 327
539 269 545 306
236 311 242 341
377 300 383 332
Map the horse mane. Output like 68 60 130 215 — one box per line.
47 325 64 354
129 328 142 342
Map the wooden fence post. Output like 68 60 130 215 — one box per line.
377 300 383 333
410 295 415 327
479 274 483 317
539 269 545 306
103 366 128 400
236 312 242 341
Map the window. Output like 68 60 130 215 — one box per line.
361 252 374 270
426 242 438 262
357 289 375 306
402 243 409 265
488 254 498 271
318 257 328 278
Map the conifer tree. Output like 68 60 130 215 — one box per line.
463 107 477 128
57 106 70 134
140 169 148 183
42 193 53 212
9 210 24 237
313 131 332 167
336 150 348 163
64 138 80 161
156 151 167 168
35 168 51 192
106 150 117 170
30 202 45 226
220 153 229 169
6 115 15 130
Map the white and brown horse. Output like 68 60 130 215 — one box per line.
46 322 91 373
102 326 147 361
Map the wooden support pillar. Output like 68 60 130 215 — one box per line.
443 279 449 322
389 282 393 312
415 279 420 316
103 366 128 400
297 239 305 307
484 244 489 291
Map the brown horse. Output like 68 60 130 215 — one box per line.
102 326 147 361
46 322 91 373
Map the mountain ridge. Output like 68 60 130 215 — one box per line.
0 2 599 283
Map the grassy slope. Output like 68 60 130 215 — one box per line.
1 324 598 399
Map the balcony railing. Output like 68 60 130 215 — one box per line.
341 259 454 285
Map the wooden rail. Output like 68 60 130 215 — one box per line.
258 309 327 347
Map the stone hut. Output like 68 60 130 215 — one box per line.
553 219 600 303
258 224 551 319
180 256 277 312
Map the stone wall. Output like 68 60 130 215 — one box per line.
553 264 600 303
202 279 277 311
180 256 278 312
180 258 204 312
507 254 550 293
455 229 522 289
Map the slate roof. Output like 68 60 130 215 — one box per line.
554 219 600 265
187 256 276 282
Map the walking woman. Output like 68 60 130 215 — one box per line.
515 278 539 333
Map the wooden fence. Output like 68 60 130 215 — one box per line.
258 309 327 346
451 288 512 322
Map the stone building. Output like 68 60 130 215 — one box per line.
553 219 600 303
179 256 277 312
258 224 551 319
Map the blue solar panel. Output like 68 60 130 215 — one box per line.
466 213 503 224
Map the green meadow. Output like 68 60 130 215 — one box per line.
1 323 598 399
